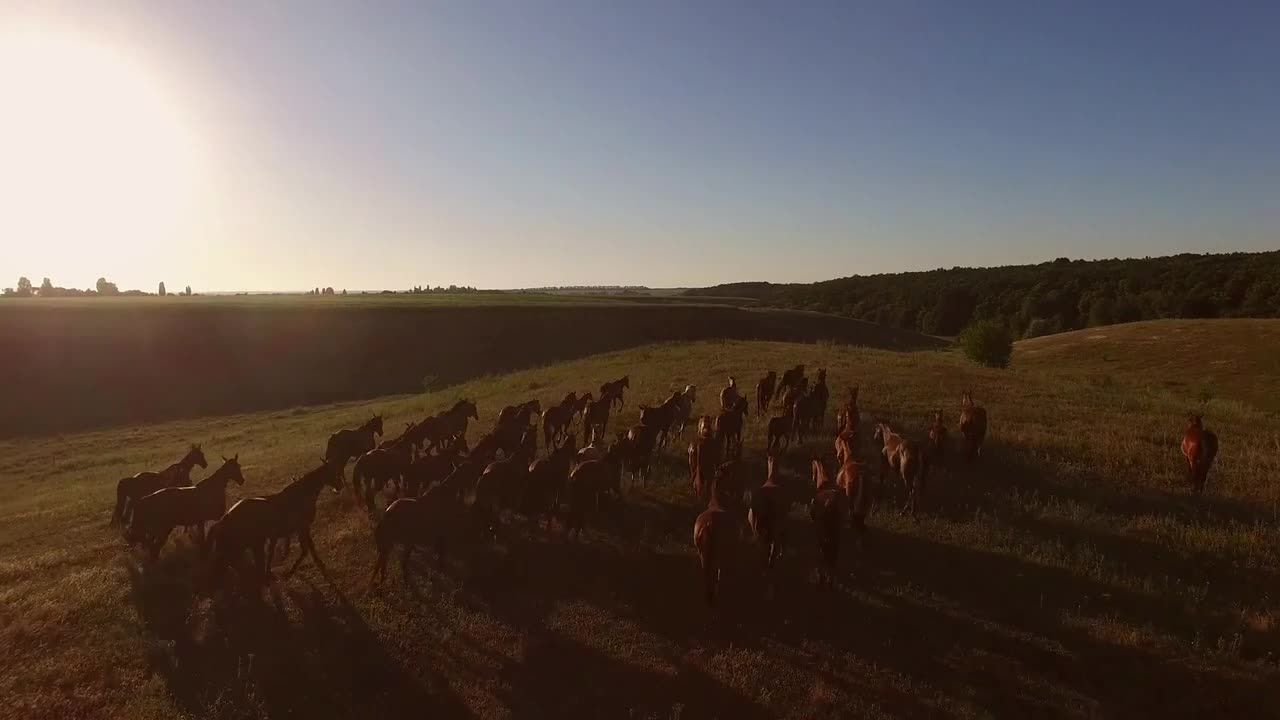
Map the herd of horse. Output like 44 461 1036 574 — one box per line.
110 365 1222 607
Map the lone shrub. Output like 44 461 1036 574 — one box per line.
960 321 1013 369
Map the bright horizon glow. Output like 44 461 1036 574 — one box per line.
0 3 1277 293
0 23 208 291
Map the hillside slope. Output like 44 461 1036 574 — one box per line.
1015 319 1280 414
1 339 1278 718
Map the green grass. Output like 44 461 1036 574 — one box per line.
2 334 1279 718
1015 318 1280 414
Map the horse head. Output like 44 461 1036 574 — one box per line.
220 454 246 486
188 444 209 469
370 414 384 436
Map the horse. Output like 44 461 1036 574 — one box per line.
564 441 626 539
497 399 541 431
495 401 541 457
671 385 697 436
415 399 479 453
128 454 245 560
808 457 846 589
403 435 467 497
834 430 856 466
474 426 538 535
959 390 988 463
437 457 486 504
767 409 794 454
780 364 806 393
693 464 739 608
638 391 682 448
755 371 778 415
808 369 829 432
525 436 577 529
748 453 784 570
324 415 383 479
1181 414 1220 495
583 394 612 446
369 484 470 588
837 456 868 541
623 423 661 486
874 422 927 518
112 444 208 527
599 375 630 410
715 396 749 460
927 410 947 465
353 438 415 513
836 386 859 435
688 431 725 503
719 376 740 413
542 401 575 451
207 458 344 588
793 391 822 444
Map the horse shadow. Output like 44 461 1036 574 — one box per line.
125 547 470 719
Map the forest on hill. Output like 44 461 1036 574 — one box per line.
686 251 1280 338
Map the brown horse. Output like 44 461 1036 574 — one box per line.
369 484 470 588
583 394 612 446
129 455 246 559
542 393 589 450
808 458 846 589
474 426 538 534
207 458 344 587
495 401 541 457
927 410 947 465
564 441 626 539
767 409 794 454
353 438 415 513
874 422 927 517
112 444 208 526
412 399 479 453
688 431 725 503
693 464 739 608
793 390 823 444
403 435 467 497
599 375 630 410
837 456 868 541
1181 414 1220 495
526 436 577 528
623 422 662 486
719 376 740 413
496 399 541 431
748 453 784 570
715 396 749 460
324 415 383 480
755 371 778 415
836 386 859 435
639 391 683 448
959 390 988 463
808 369 829 432
834 430 856 466
780 364 806 394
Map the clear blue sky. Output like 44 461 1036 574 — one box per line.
2 1 1277 291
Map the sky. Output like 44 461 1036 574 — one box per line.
1 1 1277 292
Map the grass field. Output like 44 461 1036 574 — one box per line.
0 292 757 309
2 326 1280 718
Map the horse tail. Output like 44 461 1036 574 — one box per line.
110 479 129 527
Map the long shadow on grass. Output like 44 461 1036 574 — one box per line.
126 545 469 719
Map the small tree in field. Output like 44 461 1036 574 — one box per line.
960 320 1013 369
158 281 166 296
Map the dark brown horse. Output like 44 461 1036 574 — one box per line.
129 454 245 559
599 375 630 410
369 484 470 588
623 422 662 486
564 441 625 540
793 390 822 444
767 409 794 454
715 396 749 460
1181 414 1220 495
719 376 740 413
207 458 344 587
353 438 415 513
324 415 383 479
959 390 988 463
693 464 738 608
403 434 467 497
412 399 479 453
525 436 577 529
808 458 846 589
808 369 829 432
495 401 541 457
542 393 586 450
780 364 806 394
638 391 683 449
474 426 538 534
755 371 778 415
112 444 208 526
836 386 859 435
748 453 784 570
583 394 612 445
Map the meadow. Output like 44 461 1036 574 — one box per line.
2 319 1279 718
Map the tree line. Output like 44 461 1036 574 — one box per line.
3 277 192 298
685 251 1280 338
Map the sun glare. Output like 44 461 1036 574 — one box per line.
0 26 204 279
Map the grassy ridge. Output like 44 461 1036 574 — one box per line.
2 335 1279 718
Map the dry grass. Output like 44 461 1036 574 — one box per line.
2 332 1279 718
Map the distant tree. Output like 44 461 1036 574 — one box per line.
324 287 335 295
1087 297 1115 327
959 321 1013 369
1023 317 1055 339
95 277 119 295
184 285 192 296
16 277 33 297
341 288 347 295
158 281 166 297
39 278 53 296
